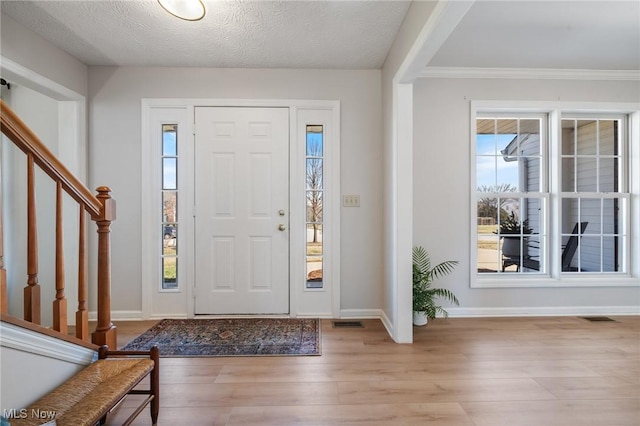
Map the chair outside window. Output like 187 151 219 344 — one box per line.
502 222 588 272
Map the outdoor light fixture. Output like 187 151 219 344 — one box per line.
158 0 206 21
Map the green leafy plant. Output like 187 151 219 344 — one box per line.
412 246 460 319
496 211 533 235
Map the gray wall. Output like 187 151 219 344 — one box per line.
1 13 88 97
88 66 384 316
413 77 640 313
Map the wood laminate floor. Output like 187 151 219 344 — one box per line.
102 316 640 425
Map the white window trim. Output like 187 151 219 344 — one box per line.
141 106 189 321
141 99 340 319
470 101 640 288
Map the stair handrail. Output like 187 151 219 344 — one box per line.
0 100 101 216
0 99 117 348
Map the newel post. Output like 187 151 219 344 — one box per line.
91 186 117 349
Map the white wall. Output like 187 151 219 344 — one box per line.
413 77 640 314
87 66 383 316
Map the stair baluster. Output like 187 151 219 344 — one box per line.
53 181 67 333
24 153 41 324
76 205 89 341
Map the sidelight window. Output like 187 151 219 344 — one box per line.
161 124 178 290
306 125 323 289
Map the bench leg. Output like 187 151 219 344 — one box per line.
150 346 160 424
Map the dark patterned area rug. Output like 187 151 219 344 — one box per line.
121 318 321 357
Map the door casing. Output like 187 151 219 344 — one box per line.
141 99 341 319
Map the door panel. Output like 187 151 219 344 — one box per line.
195 107 289 314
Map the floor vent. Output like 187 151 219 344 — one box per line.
332 320 364 328
580 316 617 322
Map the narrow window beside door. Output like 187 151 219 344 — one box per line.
162 124 178 290
306 125 323 289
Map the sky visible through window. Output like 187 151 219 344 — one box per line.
163 129 177 189
307 131 322 155
476 134 519 189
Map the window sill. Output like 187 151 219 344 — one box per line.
472 274 639 288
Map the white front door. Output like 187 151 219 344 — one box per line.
194 107 289 314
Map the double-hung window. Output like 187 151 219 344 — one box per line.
474 106 633 284
476 115 548 274
560 116 628 273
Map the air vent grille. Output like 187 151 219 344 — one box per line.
332 321 364 328
580 316 616 322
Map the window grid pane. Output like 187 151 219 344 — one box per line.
476 116 546 274
162 124 178 290
560 118 625 273
306 125 323 289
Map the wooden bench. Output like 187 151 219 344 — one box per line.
9 346 159 426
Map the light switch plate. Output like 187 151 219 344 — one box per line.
343 195 360 207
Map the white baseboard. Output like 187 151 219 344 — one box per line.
93 311 340 321
339 309 396 340
91 306 639 326
148 313 189 320
379 309 394 339
339 309 382 319
446 306 640 317
89 310 144 321
0 322 95 365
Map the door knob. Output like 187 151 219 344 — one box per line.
278 224 286 231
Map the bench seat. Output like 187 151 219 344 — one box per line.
10 346 158 426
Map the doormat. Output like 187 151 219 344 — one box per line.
120 318 321 357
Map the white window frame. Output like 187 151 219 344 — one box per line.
159 123 180 292
475 112 549 275
141 106 189 319
471 101 640 288
559 114 630 275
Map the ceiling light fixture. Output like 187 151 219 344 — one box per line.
158 0 206 21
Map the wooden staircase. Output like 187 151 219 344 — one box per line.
1 98 117 348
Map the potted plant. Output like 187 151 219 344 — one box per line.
412 246 460 326
495 211 533 257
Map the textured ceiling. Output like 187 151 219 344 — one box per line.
0 0 412 68
1 1 638 72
